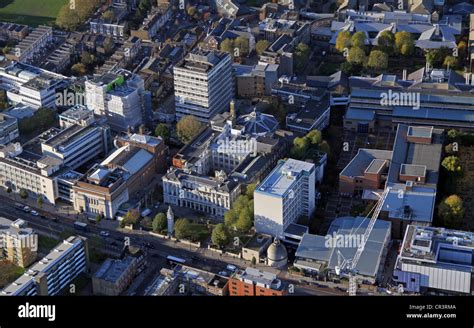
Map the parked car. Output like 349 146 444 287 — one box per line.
30 210 39 216
99 231 109 238
226 264 237 272
23 206 31 213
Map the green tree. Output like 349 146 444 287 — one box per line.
37 195 43 208
256 40 270 56
220 38 234 54
290 136 309 159
71 63 87 76
152 213 167 233
174 218 191 239
350 32 367 48
443 55 458 69
103 37 115 55
306 130 322 145
234 37 249 57
447 129 460 142
340 61 355 74
367 50 388 71
95 214 103 223
395 31 414 56
176 115 203 144
246 183 257 199
335 31 351 53
102 9 115 22
19 189 28 199
438 195 464 228
187 6 197 17
211 223 230 247
377 30 395 55
441 156 462 174
81 52 96 66
154 123 170 142
347 47 367 66
294 42 310 72
120 209 140 228
56 0 100 31
0 89 9 110
224 195 253 233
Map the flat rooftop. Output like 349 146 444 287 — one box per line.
256 158 314 197
94 256 135 283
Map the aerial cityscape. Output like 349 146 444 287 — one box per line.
0 0 473 311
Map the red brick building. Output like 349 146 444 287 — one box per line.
228 267 287 296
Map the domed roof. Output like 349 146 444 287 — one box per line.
267 239 288 262
237 109 279 136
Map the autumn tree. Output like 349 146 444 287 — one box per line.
395 31 414 56
176 115 203 144
367 50 388 71
335 31 351 53
350 31 367 49
256 40 270 56
438 195 464 228
377 30 395 55
348 47 367 66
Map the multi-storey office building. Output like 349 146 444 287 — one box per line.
0 60 67 110
345 68 474 133
254 158 317 244
85 70 145 132
393 225 474 295
0 218 37 268
1 236 89 296
0 113 19 145
0 143 60 204
173 50 234 122
40 122 111 171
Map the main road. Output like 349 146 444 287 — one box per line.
0 194 346 296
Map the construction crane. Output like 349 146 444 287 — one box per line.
335 187 390 296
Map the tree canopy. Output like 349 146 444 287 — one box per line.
211 223 230 247
176 115 203 144
438 195 464 228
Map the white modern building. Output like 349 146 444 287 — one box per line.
0 61 67 109
85 70 145 131
1 236 89 296
0 143 59 204
254 158 316 244
40 123 111 171
393 225 474 295
173 50 234 122
0 113 19 145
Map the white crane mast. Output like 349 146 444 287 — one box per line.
344 187 390 296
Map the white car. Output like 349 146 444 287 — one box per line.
99 231 109 238
30 210 39 216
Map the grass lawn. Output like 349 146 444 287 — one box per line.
0 260 25 288
0 0 67 26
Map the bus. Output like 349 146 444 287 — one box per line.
166 255 186 266
74 221 89 232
